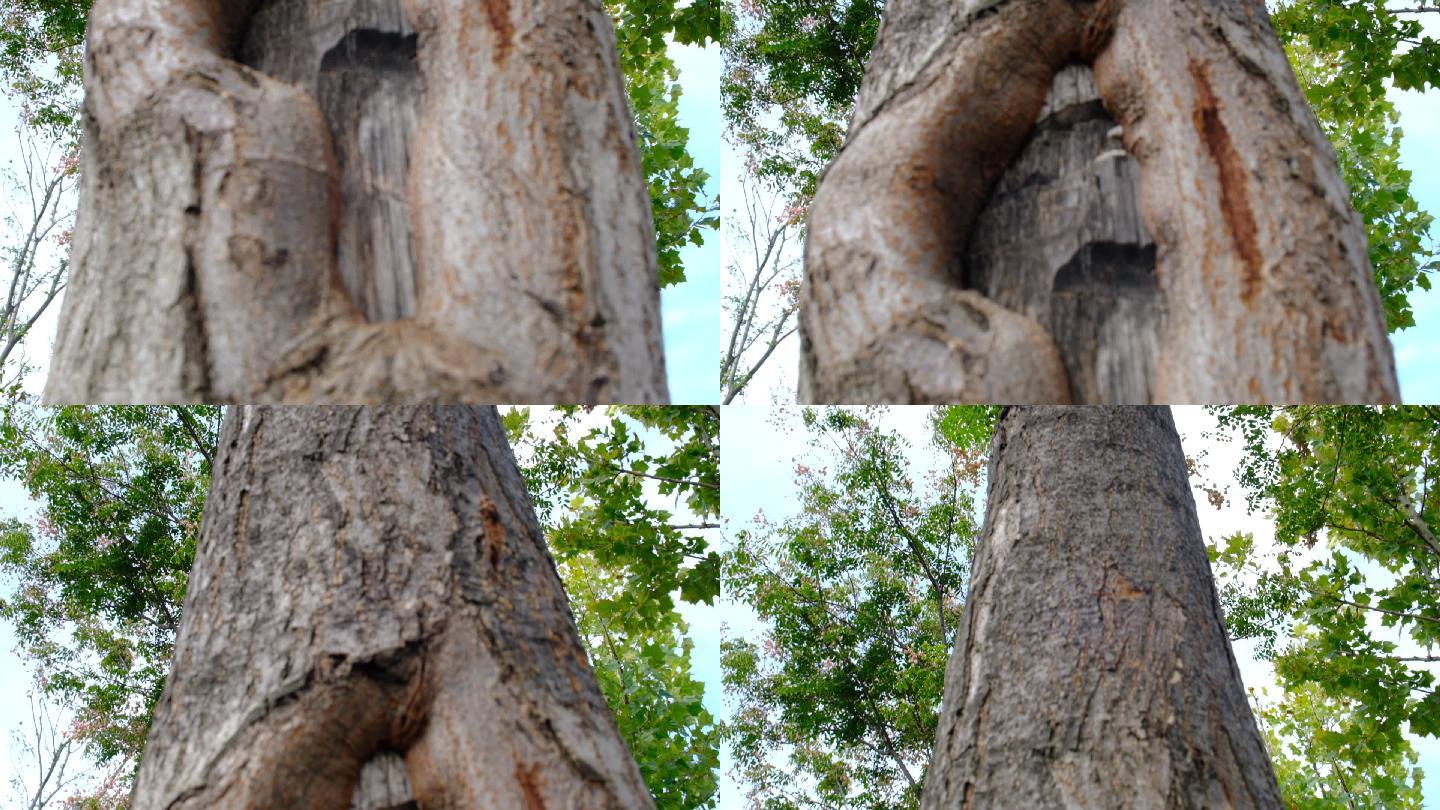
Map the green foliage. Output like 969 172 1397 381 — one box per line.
1210 406 1440 803
508 406 721 612
722 0 880 201
567 556 719 809
1255 683 1425 808
722 406 991 809
1271 1 1439 330
722 0 1438 329
1271 1 1440 98
0 406 219 769
505 405 721 809
607 0 729 286
1206 531 1305 660
0 0 721 286
0 0 86 139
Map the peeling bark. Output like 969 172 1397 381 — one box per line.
921 407 1282 808
800 0 1399 405
45 0 668 405
128 407 654 809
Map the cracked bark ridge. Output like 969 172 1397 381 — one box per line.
800 0 1399 405
921 407 1282 808
128 407 654 810
45 0 667 405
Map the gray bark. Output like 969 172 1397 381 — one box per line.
921 407 1281 808
129 406 654 809
801 0 1399 405
45 0 668 405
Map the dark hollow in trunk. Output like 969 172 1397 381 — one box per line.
965 65 1160 405
922 407 1282 808
241 0 420 323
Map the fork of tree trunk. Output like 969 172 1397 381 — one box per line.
801 0 1399 405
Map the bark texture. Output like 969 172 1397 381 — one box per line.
45 0 668 405
800 0 1399 405
921 407 1281 808
129 407 654 809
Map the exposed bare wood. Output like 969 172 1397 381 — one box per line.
45 0 668 404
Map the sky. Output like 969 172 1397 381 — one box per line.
1383 72 1440 404
722 12 1440 405
665 41 723 405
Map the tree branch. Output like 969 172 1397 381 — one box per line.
173 407 215 469
1333 597 1440 625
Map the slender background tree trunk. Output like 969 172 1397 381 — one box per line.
922 407 1282 808
45 0 668 405
801 0 1398 405
129 406 654 809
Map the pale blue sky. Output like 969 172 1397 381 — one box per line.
1387 77 1440 404
666 42 723 405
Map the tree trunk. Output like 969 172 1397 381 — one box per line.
921 407 1281 808
128 406 654 809
44 0 668 405
800 0 1399 405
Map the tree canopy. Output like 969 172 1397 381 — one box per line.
1210 405 1439 806
0 406 217 772
722 406 992 809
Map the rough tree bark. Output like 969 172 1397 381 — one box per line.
128 407 654 809
44 0 668 405
922 407 1281 808
800 0 1400 405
